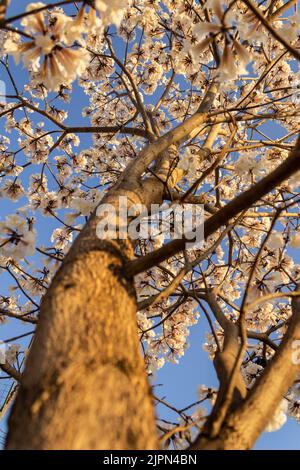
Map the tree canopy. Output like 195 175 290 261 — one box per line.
0 0 300 450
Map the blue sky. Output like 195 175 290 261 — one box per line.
0 0 299 450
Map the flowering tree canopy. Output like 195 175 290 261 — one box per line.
0 0 300 450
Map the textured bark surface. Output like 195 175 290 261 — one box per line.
6 241 158 449
0 0 8 23
5 164 172 450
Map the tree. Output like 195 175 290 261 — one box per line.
0 0 300 450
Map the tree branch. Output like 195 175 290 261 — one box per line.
243 0 300 61
192 284 300 449
0 361 22 382
126 135 300 276
121 83 217 182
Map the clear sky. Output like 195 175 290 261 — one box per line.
0 0 299 450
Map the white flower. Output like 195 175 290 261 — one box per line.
268 232 284 250
96 0 129 26
64 6 101 45
0 29 8 59
0 213 36 259
291 233 300 248
69 196 94 216
5 344 20 365
242 362 263 387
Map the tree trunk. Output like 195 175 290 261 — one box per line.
5 206 158 449
0 0 9 23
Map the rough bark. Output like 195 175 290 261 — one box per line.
5 83 219 450
5 187 159 449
